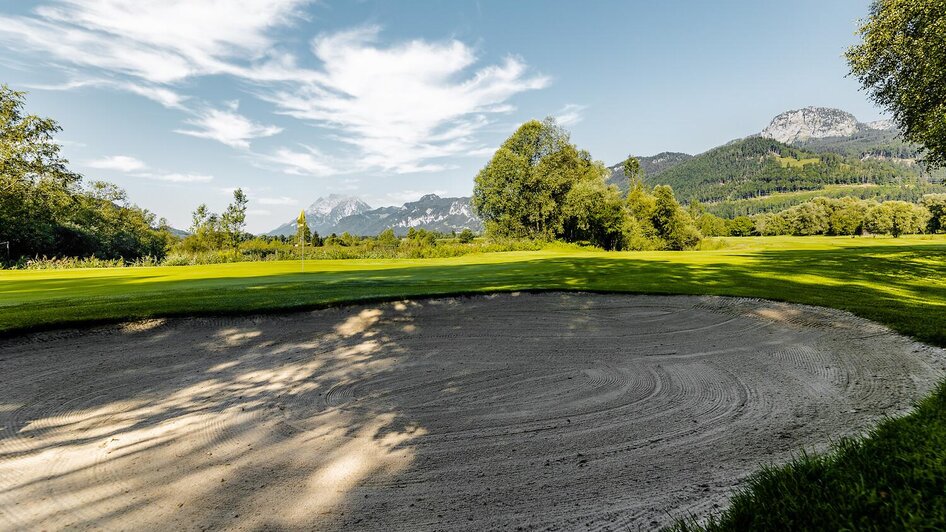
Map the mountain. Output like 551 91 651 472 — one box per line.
598 107 944 216
647 136 930 204
267 194 371 236
267 194 482 237
606 152 693 192
761 107 862 144
759 106 917 160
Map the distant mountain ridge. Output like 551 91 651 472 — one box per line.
267 194 372 236
267 106 942 236
605 106 943 214
267 194 482 236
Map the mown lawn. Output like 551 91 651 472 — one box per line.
2 235 944 344
2 234 946 529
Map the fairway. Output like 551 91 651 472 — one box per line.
2 293 941 530
2 236 945 346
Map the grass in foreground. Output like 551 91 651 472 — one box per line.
2 235 946 530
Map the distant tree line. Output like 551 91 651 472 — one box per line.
472 118 701 250
0 86 173 265
692 194 945 238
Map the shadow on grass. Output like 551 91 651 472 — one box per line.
3 244 945 346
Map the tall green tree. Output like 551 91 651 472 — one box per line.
921 194 946 233
0 86 170 262
472 118 605 239
0 85 81 258
650 185 702 249
562 179 636 250
847 0 946 168
622 155 643 184
221 188 248 247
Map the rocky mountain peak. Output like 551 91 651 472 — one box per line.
761 107 859 144
306 194 370 217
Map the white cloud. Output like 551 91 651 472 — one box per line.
86 155 147 172
176 104 282 149
1 4 551 175
263 26 549 173
86 154 212 183
247 209 271 216
554 104 586 127
26 78 188 109
0 0 313 84
258 196 299 205
258 145 341 177
142 172 214 183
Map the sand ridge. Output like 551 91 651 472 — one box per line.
0 293 943 530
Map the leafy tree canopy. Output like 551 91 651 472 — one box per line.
847 0 946 168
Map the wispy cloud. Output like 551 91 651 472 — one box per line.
256 145 342 177
1 3 550 175
86 155 147 172
175 104 282 149
258 196 299 205
263 26 549 174
554 104 587 127
0 0 313 84
85 154 212 183
140 172 214 183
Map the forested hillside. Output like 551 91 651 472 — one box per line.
645 137 939 204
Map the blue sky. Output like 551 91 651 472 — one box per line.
0 0 882 232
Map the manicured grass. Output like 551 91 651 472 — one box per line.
3 235 946 530
2 236 945 345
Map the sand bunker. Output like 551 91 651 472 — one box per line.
1 293 943 530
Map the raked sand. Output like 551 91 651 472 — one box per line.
1 293 943 530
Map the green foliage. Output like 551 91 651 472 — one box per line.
922 193 946 233
472 118 582 239
652 137 933 204
727 216 755 237
180 190 253 253
562 178 635 250
0 85 171 263
457 228 476 243
697 212 729 237
734 196 931 238
706 182 946 218
651 185 702 249
847 0 946 168
473 120 698 250
865 200 929 237
375 228 398 248
622 155 643 184
221 188 248 247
